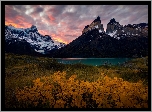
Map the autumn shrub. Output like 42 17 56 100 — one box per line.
15 71 148 108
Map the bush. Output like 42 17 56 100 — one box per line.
15 71 148 108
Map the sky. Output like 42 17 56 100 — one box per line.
5 5 148 44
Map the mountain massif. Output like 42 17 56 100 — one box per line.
51 16 148 58
5 25 66 55
5 16 148 58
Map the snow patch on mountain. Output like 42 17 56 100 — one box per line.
35 49 45 54
99 29 103 33
107 30 117 37
94 25 99 29
53 40 61 45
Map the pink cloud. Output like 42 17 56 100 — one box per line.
39 30 49 36
48 15 55 21
5 5 148 44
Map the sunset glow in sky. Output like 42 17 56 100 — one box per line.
5 5 148 44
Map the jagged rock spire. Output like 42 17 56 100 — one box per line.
108 18 117 24
30 25 38 32
82 16 104 34
93 16 101 23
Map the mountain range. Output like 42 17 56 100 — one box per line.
5 25 66 55
5 16 148 58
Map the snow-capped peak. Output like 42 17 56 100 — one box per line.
5 25 66 54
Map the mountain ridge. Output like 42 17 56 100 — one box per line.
50 16 148 58
5 25 66 55
5 16 148 58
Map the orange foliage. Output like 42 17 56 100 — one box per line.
15 71 148 108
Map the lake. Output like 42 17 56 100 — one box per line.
56 58 132 66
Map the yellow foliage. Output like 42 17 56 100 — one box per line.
15 71 148 108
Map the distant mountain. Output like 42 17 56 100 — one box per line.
106 18 148 39
51 17 148 58
5 25 66 55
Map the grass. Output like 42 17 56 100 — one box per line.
4 53 148 108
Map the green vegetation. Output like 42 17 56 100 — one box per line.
5 53 148 108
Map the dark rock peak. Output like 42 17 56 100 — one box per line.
44 35 52 40
31 25 37 29
109 18 116 23
8 24 13 27
30 25 38 32
31 25 36 28
93 16 101 23
44 35 51 37
85 25 89 29
108 18 121 26
6 24 16 29
42 35 53 41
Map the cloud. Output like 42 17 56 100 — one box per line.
5 5 148 44
48 14 55 21
34 6 44 13
48 5 66 17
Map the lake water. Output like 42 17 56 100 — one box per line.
56 58 132 66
